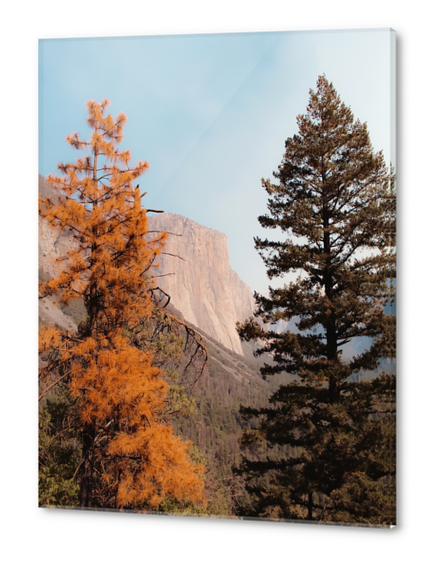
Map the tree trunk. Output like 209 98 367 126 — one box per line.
323 201 339 403
307 492 313 520
80 424 95 507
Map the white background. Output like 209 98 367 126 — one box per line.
1 1 429 560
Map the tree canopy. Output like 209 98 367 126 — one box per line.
237 76 396 526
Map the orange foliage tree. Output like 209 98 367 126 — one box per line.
39 100 205 509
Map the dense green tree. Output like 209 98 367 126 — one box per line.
237 75 396 526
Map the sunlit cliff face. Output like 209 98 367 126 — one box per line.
148 213 255 355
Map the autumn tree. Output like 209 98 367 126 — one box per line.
237 76 396 526
39 99 206 510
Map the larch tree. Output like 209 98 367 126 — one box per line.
237 76 396 526
39 99 206 510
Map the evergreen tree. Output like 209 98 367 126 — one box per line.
39 100 206 510
237 76 396 526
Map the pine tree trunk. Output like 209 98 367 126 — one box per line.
80 424 95 507
307 492 313 520
323 202 339 403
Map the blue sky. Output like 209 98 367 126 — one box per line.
39 28 395 296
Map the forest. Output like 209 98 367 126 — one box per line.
39 76 396 527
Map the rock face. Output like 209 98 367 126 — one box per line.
38 177 255 355
148 214 255 355
38 176 78 278
39 219 77 278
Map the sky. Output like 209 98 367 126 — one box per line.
39 28 395 296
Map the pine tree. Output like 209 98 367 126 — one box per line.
237 76 396 526
39 100 205 510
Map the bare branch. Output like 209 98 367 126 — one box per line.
161 252 186 261
39 370 71 402
152 273 175 279
147 230 182 237
163 311 209 385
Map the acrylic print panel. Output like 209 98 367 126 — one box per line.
38 28 396 527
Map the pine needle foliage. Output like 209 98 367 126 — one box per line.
237 76 396 526
39 100 205 510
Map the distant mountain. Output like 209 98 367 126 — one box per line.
38 176 81 329
147 213 255 355
38 177 255 355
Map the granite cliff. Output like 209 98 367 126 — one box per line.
148 214 255 355
39 176 80 330
39 177 255 354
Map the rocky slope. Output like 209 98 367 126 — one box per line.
148 214 255 355
39 177 79 329
38 176 78 278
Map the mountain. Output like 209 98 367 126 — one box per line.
38 176 82 330
38 175 255 355
148 213 255 355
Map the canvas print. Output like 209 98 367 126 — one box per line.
38 29 396 527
